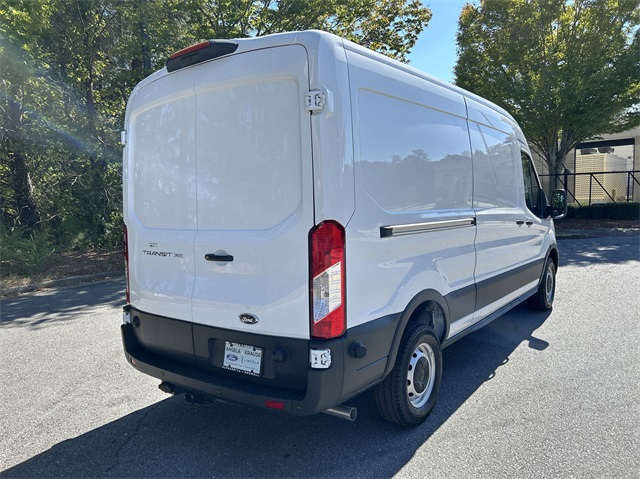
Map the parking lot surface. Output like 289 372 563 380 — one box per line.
1 233 638 478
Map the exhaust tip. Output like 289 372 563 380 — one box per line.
322 404 357 421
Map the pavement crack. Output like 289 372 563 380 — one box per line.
101 401 162 477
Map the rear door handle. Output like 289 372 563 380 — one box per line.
205 254 234 262
526 221 533 226
516 220 525 226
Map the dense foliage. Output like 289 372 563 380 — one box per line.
0 0 431 265
454 0 640 185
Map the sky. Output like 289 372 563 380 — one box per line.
407 0 471 83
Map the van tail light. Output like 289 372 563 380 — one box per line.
309 221 346 339
123 224 130 304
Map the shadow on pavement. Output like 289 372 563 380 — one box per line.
0 280 123 329
559 234 639 267
3 303 550 478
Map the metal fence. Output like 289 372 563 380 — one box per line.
539 171 640 206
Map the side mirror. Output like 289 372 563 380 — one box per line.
550 189 568 219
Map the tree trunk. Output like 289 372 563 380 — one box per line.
5 86 41 231
139 22 151 71
544 142 559 191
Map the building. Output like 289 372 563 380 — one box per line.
534 126 639 204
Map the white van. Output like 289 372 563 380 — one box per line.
121 30 567 426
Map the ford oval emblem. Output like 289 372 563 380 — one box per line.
239 313 259 325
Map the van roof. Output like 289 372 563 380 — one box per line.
137 29 517 127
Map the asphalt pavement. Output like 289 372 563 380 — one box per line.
1 232 638 478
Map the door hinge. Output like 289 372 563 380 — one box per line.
305 90 325 112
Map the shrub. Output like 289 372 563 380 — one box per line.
567 203 639 220
0 226 56 276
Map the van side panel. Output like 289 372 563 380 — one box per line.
449 99 541 336
345 48 476 332
467 97 550 308
306 35 355 225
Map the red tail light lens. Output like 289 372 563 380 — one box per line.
310 221 346 339
123 224 130 304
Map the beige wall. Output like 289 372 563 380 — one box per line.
532 126 639 196
591 126 640 171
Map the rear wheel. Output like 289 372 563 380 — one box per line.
528 259 556 311
374 322 442 427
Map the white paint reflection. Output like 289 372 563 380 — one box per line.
357 90 472 212
133 96 197 229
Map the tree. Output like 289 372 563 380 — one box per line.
0 0 192 243
0 3 51 231
454 0 640 185
186 0 431 62
1 0 431 256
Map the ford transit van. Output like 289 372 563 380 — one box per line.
121 30 567 426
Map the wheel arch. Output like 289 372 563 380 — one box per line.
382 289 450 378
548 244 559 269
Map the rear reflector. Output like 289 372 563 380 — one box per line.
310 221 346 339
265 400 285 410
166 40 238 72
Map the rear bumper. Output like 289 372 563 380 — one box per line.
121 306 400 416
122 323 344 415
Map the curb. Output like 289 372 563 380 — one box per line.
556 228 639 240
2 228 637 296
556 232 598 240
1 271 124 297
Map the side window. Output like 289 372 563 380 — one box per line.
521 152 544 218
469 122 519 208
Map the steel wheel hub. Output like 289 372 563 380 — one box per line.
407 342 436 408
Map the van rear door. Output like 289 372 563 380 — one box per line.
125 62 198 322
190 45 314 340
126 45 314 339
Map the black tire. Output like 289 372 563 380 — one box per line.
374 321 442 427
528 259 556 311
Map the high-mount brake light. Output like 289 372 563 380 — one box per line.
123 224 130 304
166 40 239 72
309 221 346 339
168 41 211 60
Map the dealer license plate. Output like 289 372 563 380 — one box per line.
222 341 263 377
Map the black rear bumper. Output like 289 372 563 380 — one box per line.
121 307 399 416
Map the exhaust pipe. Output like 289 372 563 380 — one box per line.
322 404 357 421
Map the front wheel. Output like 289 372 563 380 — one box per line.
528 259 556 311
374 322 442 427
